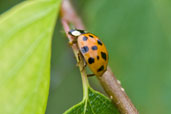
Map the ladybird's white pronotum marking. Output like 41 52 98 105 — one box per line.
70 30 81 37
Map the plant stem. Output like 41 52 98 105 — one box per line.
60 0 139 114
80 68 89 100
61 18 89 100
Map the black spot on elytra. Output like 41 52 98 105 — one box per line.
81 46 89 53
97 40 103 46
89 35 94 38
101 52 107 60
92 46 98 50
83 36 88 41
88 57 95 64
97 56 100 60
97 65 104 72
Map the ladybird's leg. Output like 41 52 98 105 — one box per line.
81 53 87 71
76 51 88 73
77 52 87 71
83 60 87 68
81 59 87 72
69 38 77 46
87 74 95 77
76 52 81 67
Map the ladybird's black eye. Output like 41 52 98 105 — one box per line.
81 46 89 53
97 65 104 72
97 40 103 46
89 35 94 38
83 36 88 41
101 52 107 60
88 57 95 64
92 46 98 50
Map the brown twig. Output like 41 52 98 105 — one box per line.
60 0 139 114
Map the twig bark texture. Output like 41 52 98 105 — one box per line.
60 0 139 114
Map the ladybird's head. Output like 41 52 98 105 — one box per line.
68 29 87 37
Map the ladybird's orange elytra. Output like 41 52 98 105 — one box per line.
69 29 109 76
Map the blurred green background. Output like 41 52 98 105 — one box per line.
1 0 171 114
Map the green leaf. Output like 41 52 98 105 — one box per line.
0 0 61 114
64 87 119 114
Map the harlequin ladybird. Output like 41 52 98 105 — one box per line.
68 29 108 76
